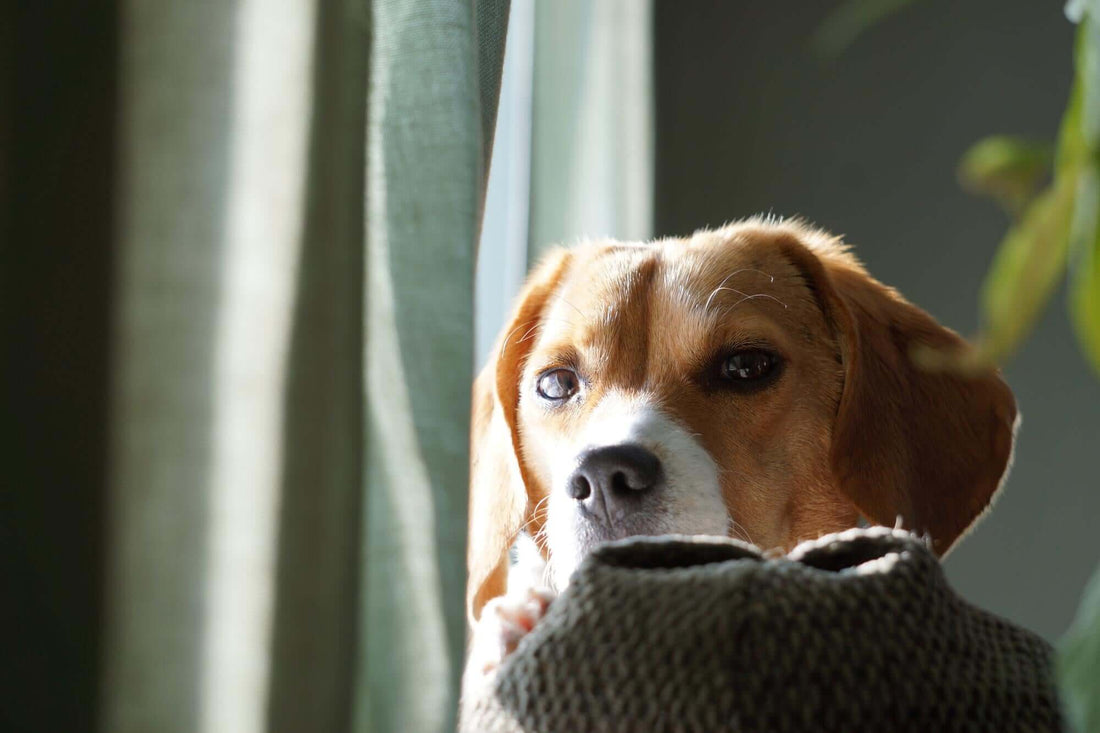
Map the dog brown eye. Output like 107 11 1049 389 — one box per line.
536 368 579 402
721 350 777 381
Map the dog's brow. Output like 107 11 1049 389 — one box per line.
699 269 789 321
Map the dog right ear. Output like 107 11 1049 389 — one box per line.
467 249 573 622
773 231 1017 557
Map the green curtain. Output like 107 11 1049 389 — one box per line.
360 1 509 731
5 1 508 732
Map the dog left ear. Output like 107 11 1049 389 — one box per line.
778 234 1018 556
467 249 573 623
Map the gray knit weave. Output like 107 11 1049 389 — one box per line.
460 528 1063 732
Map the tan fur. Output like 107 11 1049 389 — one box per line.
467 219 1017 620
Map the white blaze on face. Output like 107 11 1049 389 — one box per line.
540 391 729 589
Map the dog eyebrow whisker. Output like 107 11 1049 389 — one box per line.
509 318 573 349
715 293 789 322
551 293 586 320
702 268 776 312
704 285 747 312
709 287 788 311
515 323 542 345
499 322 530 360
500 313 577 360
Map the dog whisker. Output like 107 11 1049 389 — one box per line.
499 321 530 360
716 293 789 322
540 555 555 588
703 268 776 312
516 317 576 345
518 495 553 536
500 315 578 359
519 513 547 536
728 517 756 546
711 288 788 312
552 293 586 320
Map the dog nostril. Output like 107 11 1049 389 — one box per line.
568 474 592 501
610 471 631 495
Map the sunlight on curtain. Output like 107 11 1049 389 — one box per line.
202 0 317 730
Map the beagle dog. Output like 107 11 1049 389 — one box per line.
464 218 1017 687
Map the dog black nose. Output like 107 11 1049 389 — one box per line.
567 444 663 523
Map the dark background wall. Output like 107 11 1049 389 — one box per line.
655 0 1098 640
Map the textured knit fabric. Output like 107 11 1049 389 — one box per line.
461 528 1063 732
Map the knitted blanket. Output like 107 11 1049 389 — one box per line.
460 528 1063 732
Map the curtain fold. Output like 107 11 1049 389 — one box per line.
361 2 508 730
88 2 508 733
264 1 369 731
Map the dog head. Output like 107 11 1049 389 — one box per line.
467 219 1017 619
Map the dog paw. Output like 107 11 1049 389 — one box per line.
465 586 555 682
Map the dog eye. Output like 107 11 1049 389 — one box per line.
536 368 579 402
721 350 778 381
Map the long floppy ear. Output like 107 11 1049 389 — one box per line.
467 249 573 622
778 233 1018 556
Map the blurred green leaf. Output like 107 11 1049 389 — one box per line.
958 136 1053 216
975 67 1086 366
811 0 918 58
978 175 1076 364
1059 562 1100 733
1067 14 1100 377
